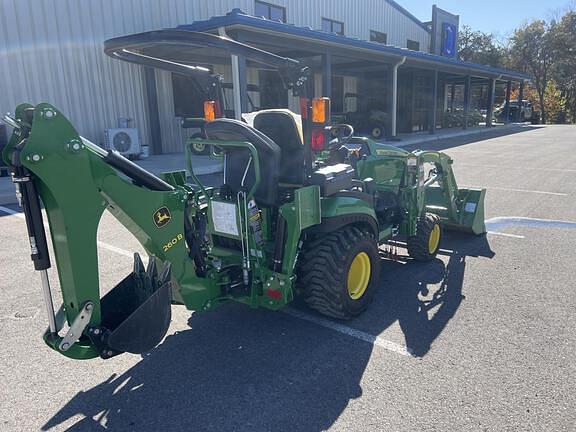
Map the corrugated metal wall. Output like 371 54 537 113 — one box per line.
0 0 430 153
0 0 248 150
264 0 430 49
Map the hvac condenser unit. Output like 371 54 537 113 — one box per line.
105 128 140 158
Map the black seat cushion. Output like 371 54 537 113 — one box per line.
253 110 304 185
204 119 280 206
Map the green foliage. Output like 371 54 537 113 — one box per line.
458 25 506 68
544 81 567 123
463 9 576 124
508 20 555 123
549 11 576 122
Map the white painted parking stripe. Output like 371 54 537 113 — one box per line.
0 206 135 259
458 163 576 173
487 231 525 239
282 308 414 357
485 216 576 231
0 205 19 216
462 185 567 197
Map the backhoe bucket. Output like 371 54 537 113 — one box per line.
92 253 172 357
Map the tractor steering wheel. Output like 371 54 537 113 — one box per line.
329 124 354 148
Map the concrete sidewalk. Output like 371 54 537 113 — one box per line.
135 153 223 176
381 122 529 148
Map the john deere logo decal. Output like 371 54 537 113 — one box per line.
153 206 172 228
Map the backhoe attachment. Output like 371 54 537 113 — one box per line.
2 104 200 359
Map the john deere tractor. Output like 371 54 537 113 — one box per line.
2 30 485 360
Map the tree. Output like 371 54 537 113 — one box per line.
549 12 576 123
508 21 554 123
458 25 505 68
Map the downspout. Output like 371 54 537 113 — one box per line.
218 27 243 120
391 56 406 138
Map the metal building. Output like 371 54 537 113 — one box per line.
0 1 529 155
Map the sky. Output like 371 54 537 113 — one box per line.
400 0 574 39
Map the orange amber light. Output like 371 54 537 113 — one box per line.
312 97 331 124
204 101 216 122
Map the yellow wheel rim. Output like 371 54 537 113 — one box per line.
192 142 206 152
347 252 371 300
428 224 441 254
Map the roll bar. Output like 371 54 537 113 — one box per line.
104 29 314 177
104 30 307 92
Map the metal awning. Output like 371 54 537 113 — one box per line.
177 9 531 82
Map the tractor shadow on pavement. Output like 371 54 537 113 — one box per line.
42 233 493 432
375 232 495 357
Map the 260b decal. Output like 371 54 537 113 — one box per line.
163 233 184 252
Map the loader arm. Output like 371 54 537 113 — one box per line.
414 150 486 235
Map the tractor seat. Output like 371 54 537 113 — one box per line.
253 109 305 186
204 118 280 206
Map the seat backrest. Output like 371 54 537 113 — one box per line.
204 118 280 206
253 109 305 185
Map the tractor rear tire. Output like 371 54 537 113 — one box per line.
407 213 442 262
296 226 381 320
189 132 210 155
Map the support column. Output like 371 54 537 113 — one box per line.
390 56 406 138
463 75 472 129
486 78 496 127
504 80 511 123
450 83 456 112
430 70 438 134
143 67 162 155
220 27 248 119
516 81 524 122
322 51 332 98
237 55 248 113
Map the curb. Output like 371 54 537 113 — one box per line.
389 124 529 148
190 157 224 176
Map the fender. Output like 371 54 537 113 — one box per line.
308 195 379 237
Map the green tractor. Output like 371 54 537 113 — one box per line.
1 30 485 360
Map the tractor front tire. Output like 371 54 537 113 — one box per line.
407 213 442 262
297 226 381 320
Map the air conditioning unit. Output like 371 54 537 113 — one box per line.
105 128 140 159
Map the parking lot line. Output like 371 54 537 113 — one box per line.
0 206 135 259
485 216 576 231
458 163 576 173
461 185 568 197
0 205 20 216
283 307 414 357
487 231 525 239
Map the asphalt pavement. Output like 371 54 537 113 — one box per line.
0 125 575 431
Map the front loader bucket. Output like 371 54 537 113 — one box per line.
425 186 486 235
452 187 487 235
91 254 172 358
